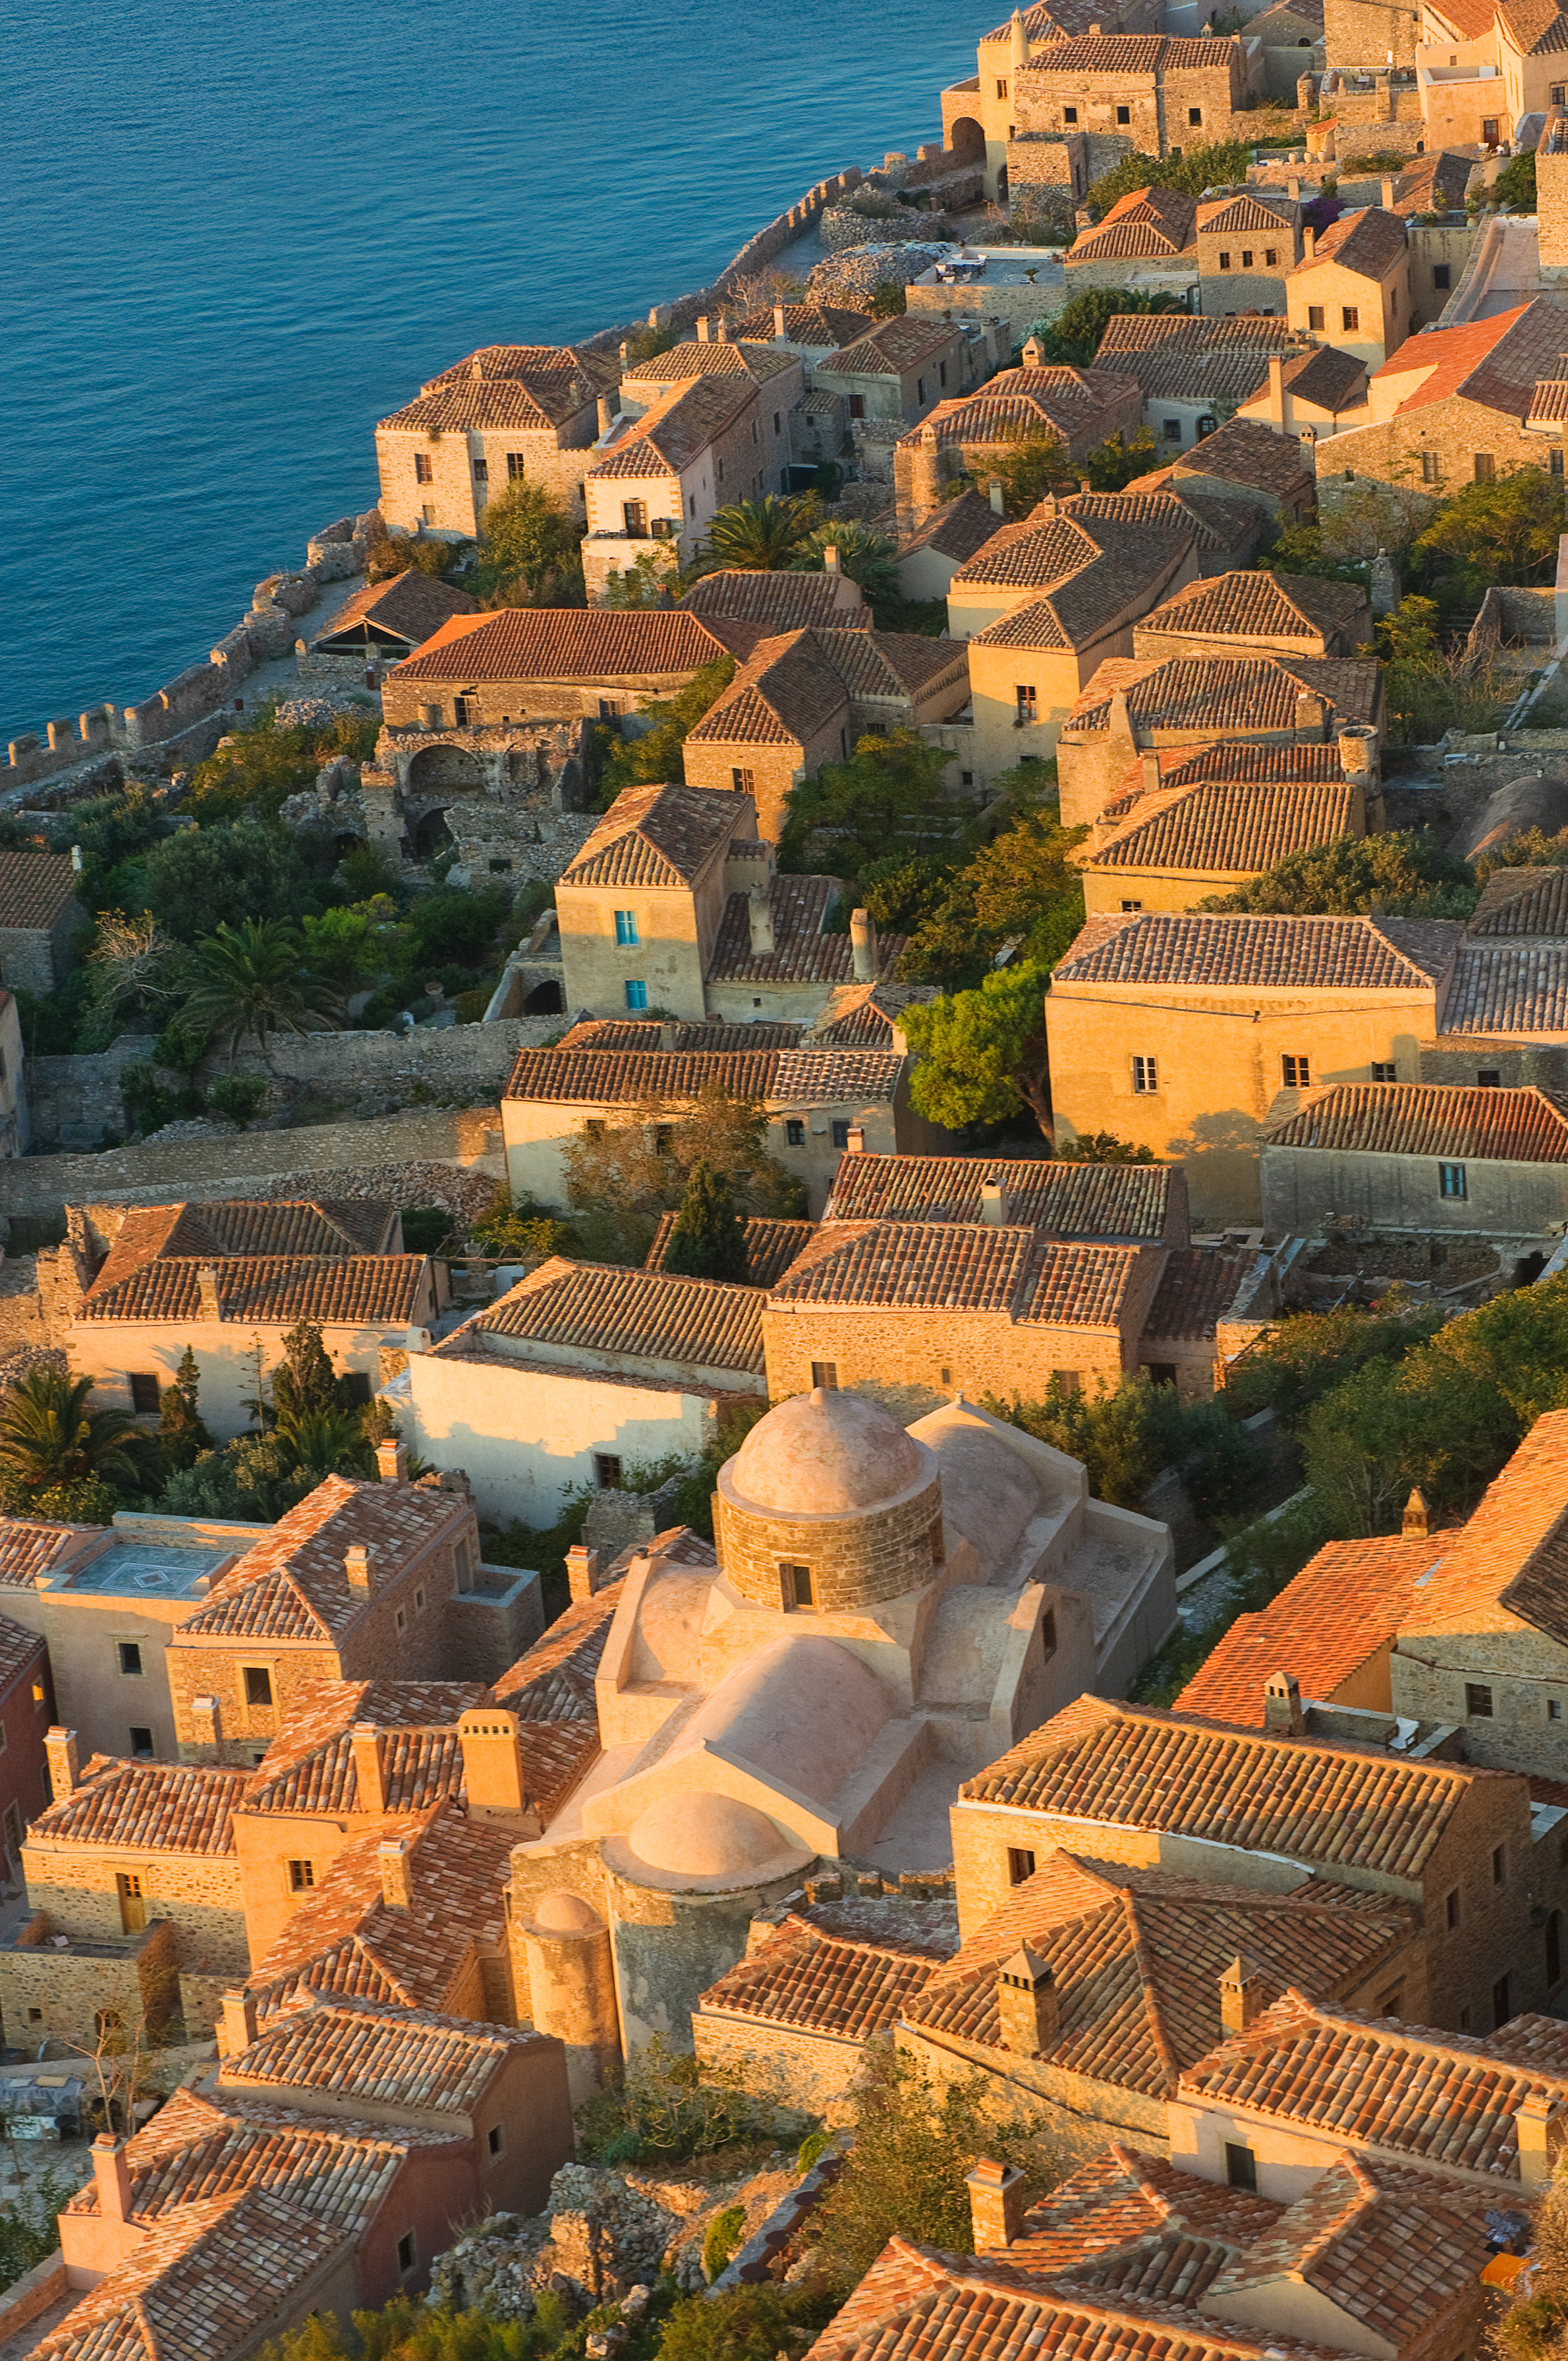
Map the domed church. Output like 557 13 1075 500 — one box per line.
507 1387 1175 2084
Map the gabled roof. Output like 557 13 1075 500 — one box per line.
731 300 876 347
1138 570 1364 650
685 629 849 748
620 338 797 387
901 488 1007 566
989 2141 1281 2290
959 1694 1491 1881
907 366 1141 456
588 376 756 478
1063 484 1250 555
820 1151 1174 1239
1086 778 1361 877
1441 942 1568 1035
391 609 734 685
76 1254 430 1328
1143 1246 1248 1341
767 1222 1146 1328
819 316 960 376
707 875 910 988
240 1680 486 1817
175 1477 469 1646
0 1516 99 1591
1131 739 1351 794
557 781 747 890
810 978 939 1046
1171 418 1313 500
698 1903 958 2039
1052 912 1458 994
473 1256 767 1375
1093 315 1297 405
1368 299 1567 422
1392 149 1476 212
1292 206 1407 281
1395 1408 1568 1652
381 341 615 433
1071 186 1197 262
502 1038 901 1107
645 1210 816 1288
557 1017 804 1050
1198 192 1297 236
0 850 82 932
1065 650 1380 735
1270 343 1367 414
679 569 869 629
954 513 1194 655
490 1575 629 1721
88 1199 399 1266
1264 1079 1568 1161
225 1992 531 2115
1173 1535 1428 1726
1021 30 1237 69
1497 0 1568 53
1469 865 1568 937
28 1757 247 1856
307 570 477 654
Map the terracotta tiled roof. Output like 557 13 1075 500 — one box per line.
731 302 876 347
1528 379 1568 426
382 342 614 432
813 627 965 701
0 851 82 932
1022 30 1236 67
1264 1079 1568 1160
1395 1409 1568 1651
1174 1536 1427 1726
29 1758 247 1855
76 1253 430 1326
768 1221 1144 1328
1293 206 1408 282
1144 1247 1246 1340
1127 740 1350 796
901 490 1008 566
241 1680 485 1817
177 1477 469 1645
589 376 756 479
476 1257 766 1375
1441 943 1568 1035
1053 912 1457 993
1177 1991 1568 2177
1270 344 1366 413
1496 0 1568 52
820 317 961 377
959 1695 1486 1879
225 1992 530 2114
490 1576 629 1719
1093 316 1297 406
822 1151 1173 1239
1067 651 1380 736
1088 779 1360 876
1198 192 1297 236
0 1610 43 1689
1393 150 1475 211
995 2141 1281 2288
956 518 1194 656
1139 571 1364 650
645 1210 816 1287
679 571 870 630
559 780 748 890
698 1907 957 2037
1470 865 1568 936
1071 188 1197 262
308 571 476 654
1369 299 1567 422
105 1197 397 1263
0 1517 98 1590
503 1038 899 1108
621 339 798 387
907 368 1142 457
391 610 733 686
686 631 850 749
810 979 938 1046
557 1017 805 1050
1173 418 1313 500
905 1852 1414 2096
708 876 910 988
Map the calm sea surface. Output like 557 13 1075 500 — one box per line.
3 0 978 741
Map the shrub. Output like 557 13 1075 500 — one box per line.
400 1206 457 1255
659 2284 840 2361
702 2204 748 2282
574 2033 778 2164
206 1073 267 1126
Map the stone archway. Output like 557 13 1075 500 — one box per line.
949 115 985 163
412 807 453 859
406 742 486 793
524 979 564 1014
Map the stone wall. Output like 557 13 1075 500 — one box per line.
0 1916 179 2050
449 1570 547 1684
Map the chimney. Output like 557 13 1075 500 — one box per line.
996 1943 1058 2056
619 340 630 364
981 1178 1010 1226
1219 1954 1266 2034
1021 334 1045 366
845 1124 866 1154
350 1721 387 1815
375 1437 409 1485
1518 2091 1567 2190
1035 491 1058 521
45 1726 78 1802
1381 175 1396 208
457 1708 530 1824
851 907 879 983
716 316 729 341
1010 3 1031 69
197 1262 221 1323
1403 1487 1429 1539
696 314 711 343
966 2157 1028 2252
659 1019 679 1049
1294 691 1324 739
222 1987 258 2057
988 476 1007 514
470 357 484 382
92 2134 133 2226
904 426 942 535
378 1836 414 1909
187 1695 223 1757
567 1543 602 1602
1339 725 1376 782
823 543 841 574
1288 172 1301 200
1264 1670 1306 1736
1304 224 1316 260
1107 687 1134 754
345 1543 374 1595
1141 749 1162 790
597 395 614 437
1268 352 1287 426
774 302 789 341
748 887 776 955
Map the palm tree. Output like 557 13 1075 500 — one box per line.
181 919 341 1070
794 523 901 611
688 494 821 577
271 1402 372 1481
0 1367 150 1496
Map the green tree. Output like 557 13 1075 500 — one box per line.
1415 467 1568 585
0 1368 152 1508
158 1435 318 1522
300 907 378 990
1223 1301 1442 1425
157 1347 211 1473
689 493 822 575
269 1321 343 1430
594 657 737 806
182 704 380 823
1023 287 1187 368
1198 828 1478 917
778 731 966 884
664 1160 749 1281
180 918 341 1068
140 820 314 942
563 1085 805 1265
600 548 680 608
1081 426 1160 492
1057 1131 1156 1163
470 479 584 607
985 424 1078 515
868 279 909 318
1084 138 1252 215
902 958 1053 1135
793 522 900 608
1495 148 1538 208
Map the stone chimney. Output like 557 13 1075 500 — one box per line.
378 1836 415 1908
1035 491 1058 521
966 2157 1028 2250
845 1124 866 1154
903 426 942 535
1381 175 1396 209
375 1437 409 1485
1369 547 1400 615
92 2134 133 2225
45 1726 78 1802
197 1262 221 1323
1294 691 1324 739
222 1987 258 2057
1518 2091 1567 2190
187 1695 223 1757
597 395 614 437
1021 334 1044 366
1303 223 1316 260
1141 750 1162 790
774 302 789 341
1220 1954 1266 2034
1263 1670 1306 1736
716 316 729 341
981 1178 1010 1226
1288 171 1301 200
1107 687 1134 756
823 543 841 574
996 1943 1058 2055
748 887 775 955
851 908 878 982
1403 1487 1429 1539
345 1543 374 1595
659 1019 679 1049
566 1543 602 1602
1010 3 1031 69
350 1722 387 1815
696 314 711 343
458 1707 532 1825
1339 725 1376 783
988 476 1007 513
1268 352 1287 426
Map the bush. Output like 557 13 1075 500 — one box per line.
990 1374 1262 1516
206 1073 267 1126
659 2284 840 2361
574 2034 779 2165
1222 1301 1442 1425
702 2204 748 2283
400 1206 457 1255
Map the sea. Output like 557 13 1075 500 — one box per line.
3 0 980 745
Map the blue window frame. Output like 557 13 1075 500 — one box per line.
1439 1161 1467 1199
614 910 639 946
625 980 648 1011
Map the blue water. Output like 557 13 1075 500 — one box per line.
3 0 978 743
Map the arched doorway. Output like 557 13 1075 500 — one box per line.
524 979 564 1014
948 115 985 163
406 742 486 793
412 807 453 859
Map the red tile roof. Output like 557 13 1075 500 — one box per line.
0 1517 99 1591
391 610 735 686
708 876 909 988
76 1253 431 1327
29 1757 248 1856
1053 913 1457 993
1395 1409 1568 1651
1140 571 1364 650
588 377 756 479
1174 1537 1428 1726
176 1477 470 1645
1088 779 1360 877
1144 1247 1247 1341
1369 299 1566 422
821 1151 1174 1239
1094 316 1297 407
1293 206 1408 283
679 571 870 630
768 1220 1146 1328
698 1906 957 2038
1471 867 1568 936
557 781 746 890
473 1256 766 1375
1264 1079 1568 1161
0 851 81 933
225 1991 533 2115
907 367 1142 459
1066 652 1380 736
1442 943 1568 1036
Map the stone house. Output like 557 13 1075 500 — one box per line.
1011 31 1255 161
381 606 750 737
1260 1078 1568 1244
897 488 1009 602
374 342 622 538
1065 186 1198 286
681 627 972 838
1174 1532 1433 1730
895 365 1146 536
813 317 985 478
1046 911 1457 1224
1233 344 1370 440
1197 190 1302 319
298 569 477 684
0 1614 52 1880
949 1692 1568 2030
1080 745 1371 915
1148 416 1319 525
1287 208 1413 374
1250 0 1325 94
820 1145 1190 1243
0 850 86 996
1131 569 1370 662
615 333 803 442
45 1196 444 1442
1092 315 1306 454
729 299 878 365
581 377 770 600
939 0 1166 204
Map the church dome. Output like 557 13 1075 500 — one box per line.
626 1790 794 1880
530 1889 604 1935
729 1386 930 1516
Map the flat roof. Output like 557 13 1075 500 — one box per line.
57 1541 232 1601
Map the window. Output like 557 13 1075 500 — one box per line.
128 1726 152 1757
939 360 947 387
243 1666 273 1709
117 1642 142 1678
1163 418 1181 441
472 457 488 482
594 1454 623 1491
1015 683 1037 722
1391 289 1397 316
613 909 639 947
623 498 648 536
1116 103 1131 122
453 693 477 726
1132 1055 1158 1094
1474 452 1495 482
1476 1068 1501 1087
1446 1888 1461 1929
651 515 673 538
1308 304 1326 330
1493 1844 1507 1887
1466 1682 1493 1718
397 2234 418 2278
289 1859 315 1892
1224 2143 1258 2193
488 2124 505 2157
773 411 781 434
624 980 648 1010
598 696 621 722
507 452 527 481
916 376 926 404
117 1874 145 1935
24 2010 38 2027
341 1371 372 1408
849 393 865 419
1007 1847 1036 1886
1264 246 1278 267
785 1118 806 1147
831 1120 851 1150
996 75 1009 95
726 766 756 796
781 1562 814 1608
1494 1973 1513 2028
422 503 435 525
1041 1608 1057 1658
1378 1984 1404 2016
1281 1054 1310 1087
1241 249 1254 269
415 1587 427 1614
1432 263 1450 290
584 1118 605 1141
395 1608 406 1633
652 1124 673 1158
811 1361 839 1390
1 1804 19 1859
1554 80 1566 101
1121 899 1142 912
1371 1062 1397 1083
1341 305 1360 331
1189 105 1203 125
1219 251 1231 271
414 451 434 484
1555 451 1567 483
1440 1161 1468 1200
1420 451 1440 484
128 1373 159 1414
1063 103 1078 121
1550 1912 1563 1989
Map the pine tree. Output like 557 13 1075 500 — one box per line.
269 1321 341 1428
157 1346 211 1471
664 1161 748 1282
